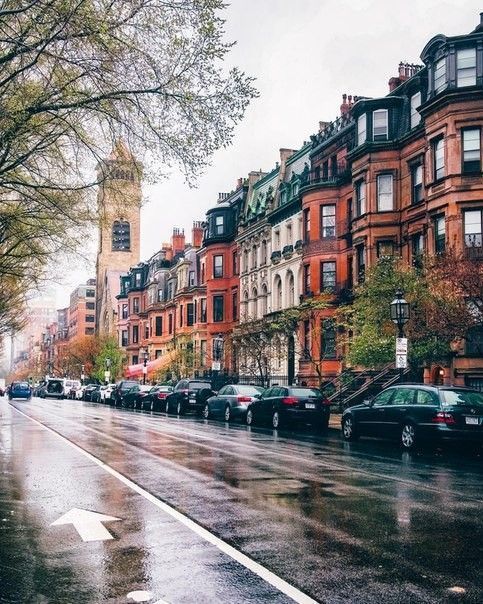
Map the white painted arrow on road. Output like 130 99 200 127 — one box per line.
51 508 121 542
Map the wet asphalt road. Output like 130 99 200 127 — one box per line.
1 397 482 604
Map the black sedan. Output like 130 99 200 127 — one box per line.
138 385 174 411
165 379 215 415
203 384 264 422
83 384 100 402
246 386 331 430
341 384 483 450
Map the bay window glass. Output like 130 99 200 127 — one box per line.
321 262 336 291
410 92 421 129
462 128 481 174
213 295 224 322
213 254 223 278
321 205 336 238
355 180 366 216
322 319 336 359
457 47 476 87
411 164 423 204
215 215 224 235
434 216 445 254
434 57 446 93
377 174 393 211
373 109 388 141
433 137 445 180
464 210 482 248
357 114 367 146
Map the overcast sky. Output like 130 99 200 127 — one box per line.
52 0 482 307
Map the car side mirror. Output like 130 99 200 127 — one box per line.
253 394 261 400
363 398 373 406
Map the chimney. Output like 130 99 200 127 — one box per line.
171 227 185 256
340 93 349 116
161 243 173 261
388 62 422 92
218 192 229 202
191 221 204 248
236 177 243 189
472 12 483 32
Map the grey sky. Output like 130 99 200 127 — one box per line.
53 0 482 307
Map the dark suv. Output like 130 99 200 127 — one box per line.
342 384 483 449
165 379 215 415
112 380 140 406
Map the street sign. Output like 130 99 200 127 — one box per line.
142 366 147 375
211 361 221 371
81 374 85 382
104 370 111 382
396 338 408 355
396 354 407 369
51 508 121 542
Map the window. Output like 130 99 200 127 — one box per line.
433 137 445 181
462 128 481 174
134 272 142 288
303 320 310 358
434 216 445 253
168 314 173 334
321 205 336 238
122 304 128 319
179 304 183 327
132 297 139 314
261 240 267 265
416 390 437 405
392 388 416 405
213 295 224 322
86 289 95 298
145 324 149 339
187 303 194 326
410 92 421 129
132 325 139 343
86 302 95 310
112 221 131 251
132 355 138 365
155 316 163 336
303 208 310 243
373 109 388 141
232 291 238 321
286 223 292 245
200 340 207 366
322 319 336 359
373 389 394 406
464 210 482 249
320 262 336 291
155 350 162 359
251 245 257 269
157 289 164 303
215 215 224 235
201 262 205 283
377 241 394 258
303 264 311 294
357 113 367 146
213 255 223 278
292 181 300 197
200 298 207 322
85 327 95 335
188 270 195 286
456 47 476 87
411 164 423 204
434 57 446 93
355 180 366 216
85 315 95 323
356 245 365 283
121 330 128 347
412 234 424 268
377 174 393 211
322 160 329 179
232 251 238 275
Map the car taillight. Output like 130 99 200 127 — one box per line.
237 396 252 403
432 412 456 425
157 392 167 399
282 396 298 405
321 398 331 406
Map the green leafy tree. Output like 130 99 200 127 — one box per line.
92 337 125 383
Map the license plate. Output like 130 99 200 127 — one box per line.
305 403 316 409
189 397 196 402
465 417 479 425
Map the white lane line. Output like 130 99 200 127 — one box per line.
12 405 319 604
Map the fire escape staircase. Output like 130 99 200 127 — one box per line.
323 362 412 410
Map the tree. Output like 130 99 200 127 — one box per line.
0 0 257 345
62 335 102 379
92 337 124 383
340 253 483 369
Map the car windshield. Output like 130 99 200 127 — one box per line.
288 388 322 398
440 389 483 407
15 383 30 389
122 382 138 389
157 386 172 392
189 382 211 390
235 385 264 395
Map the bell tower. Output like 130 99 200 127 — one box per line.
95 140 141 335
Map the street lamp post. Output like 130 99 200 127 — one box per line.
142 349 148 385
390 289 410 382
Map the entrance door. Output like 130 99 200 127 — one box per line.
287 335 295 385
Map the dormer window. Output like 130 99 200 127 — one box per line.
134 272 142 287
456 47 476 87
357 114 367 146
434 57 446 93
292 181 299 197
373 109 388 141
410 92 421 129
215 215 224 235
280 189 287 204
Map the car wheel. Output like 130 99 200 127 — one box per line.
202 403 210 419
224 405 231 422
401 422 417 450
176 401 183 415
342 416 358 441
272 410 280 429
246 407 254 426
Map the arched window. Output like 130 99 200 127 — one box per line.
274 275 282 311
261 240 267 265
243 249 249 273
243 290 249 321
112 221 131 250
251 288 258 320
251 245 258 269
287 271 295 307
261 284 268 316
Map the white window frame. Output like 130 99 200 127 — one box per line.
434 57 446 93
377 174 394 212
373 109 388 141
410 92 421 129
357 114 367 146
456 47 476 87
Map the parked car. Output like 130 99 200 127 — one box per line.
44 378 65 399
124 384 152 408
139 385 174 411
112 380 140 406
246 386 331 430
165 379 215 415
65 379 81 399
341 384 483 450
203 384 265 422
101 383 117 404
90 385 106 403
75 385 86 400
83 384 100 402
8 381 32 401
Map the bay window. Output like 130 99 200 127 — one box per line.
410 92 421 129
357 114 367 146
456 47 476 87
373 109 388 141
377 174 393 211
462 128 481 174
434 57 446 93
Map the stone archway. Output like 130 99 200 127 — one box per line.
432 365 444 385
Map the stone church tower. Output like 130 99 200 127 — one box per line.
95 140 141 336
